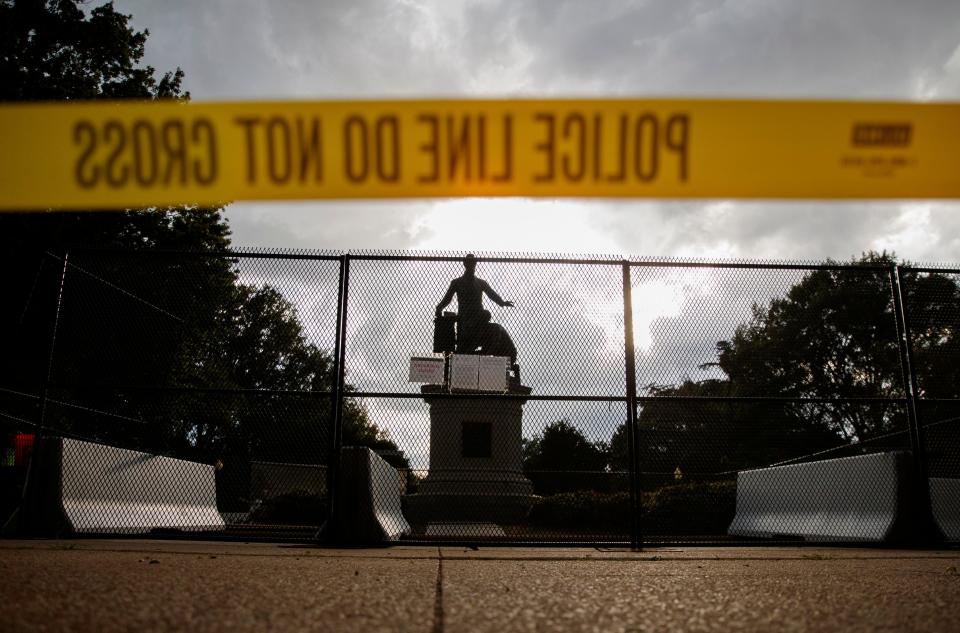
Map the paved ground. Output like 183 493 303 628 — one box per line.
1 540 959 632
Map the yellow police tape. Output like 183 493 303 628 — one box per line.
1 98 958 210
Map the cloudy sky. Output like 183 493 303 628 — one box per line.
113 0 960 263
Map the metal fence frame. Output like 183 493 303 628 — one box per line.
7 248 958 547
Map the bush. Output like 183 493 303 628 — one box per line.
525 470 626 496
528 491 630 529
642 481 737 536
248 490 328 526
527 480 737 535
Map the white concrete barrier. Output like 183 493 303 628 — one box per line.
930 477 960 541
332 446 410 544
728 451 913 542
40 437 224 534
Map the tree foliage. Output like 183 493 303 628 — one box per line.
716 252 904 440
1 0 230 408
610 379 840 479
611 251 960 477
1 0 185 101
522 420 609 472
522 420 611 494
716 252 959 440
0 0 218 256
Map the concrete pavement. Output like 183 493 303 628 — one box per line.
1 540 958 632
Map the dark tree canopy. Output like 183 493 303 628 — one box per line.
0 0 185 101
522 419 609 473
522 420 611 494
610 378 840 479
716 251 904 440
611 252 960 477
1 1 230 427
0 0 217 253
716 251 959 440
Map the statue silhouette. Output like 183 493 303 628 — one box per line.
435 254 518 368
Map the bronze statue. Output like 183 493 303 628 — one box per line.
435 254 519 368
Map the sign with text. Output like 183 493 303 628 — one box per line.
1 98 958 210
408 356 445 384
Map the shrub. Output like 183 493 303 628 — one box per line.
248 490 327 526
527 480 737 535
528 491 630 529
525 470 626 496
641 480 737 535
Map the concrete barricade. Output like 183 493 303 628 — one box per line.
332 446 410 544
39 437 224 534
930 477 960 541
728 451 914 542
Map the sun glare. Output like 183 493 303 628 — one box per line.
576 265 716 362
410 198 621 254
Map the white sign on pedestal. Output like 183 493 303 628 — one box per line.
478 356 508 391
449 354 480 390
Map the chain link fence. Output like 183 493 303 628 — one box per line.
1 249 957 546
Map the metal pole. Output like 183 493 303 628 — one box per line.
19 251 69 535
621 262 642 550
889 265 937 543
39 252 70 428
322 254 350 541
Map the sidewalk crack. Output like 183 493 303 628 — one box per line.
432 546 445 633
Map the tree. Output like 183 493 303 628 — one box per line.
44 256 407 468
522 420 610 494
610 379 840 479
0 0 230 417
899 271 960 400
716 252 960 441
167 282 407 467
0 0 224 259
715 252 905 440
1 0 186 101
610 251 960 477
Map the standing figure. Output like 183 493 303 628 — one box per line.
435 254 517 361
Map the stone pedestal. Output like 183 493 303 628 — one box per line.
403 385 536 525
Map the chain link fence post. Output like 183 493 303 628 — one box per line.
889 264 938 544
38 251 70 432
18 251 70 535
621 261 641 550
322 254 350 540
